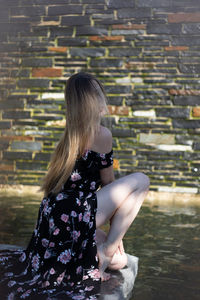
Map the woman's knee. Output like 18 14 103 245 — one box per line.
131 172 150 192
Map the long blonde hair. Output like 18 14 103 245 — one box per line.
38 72 108 197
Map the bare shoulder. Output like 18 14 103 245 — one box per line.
92 126 112 153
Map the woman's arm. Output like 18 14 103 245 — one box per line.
100 165 115 187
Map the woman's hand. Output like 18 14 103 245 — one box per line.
116 239 125 255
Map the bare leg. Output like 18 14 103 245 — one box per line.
96 228 128 270
96 172 149 280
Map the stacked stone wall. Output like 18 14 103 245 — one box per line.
0 0 200 193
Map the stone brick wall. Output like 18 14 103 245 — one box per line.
0 0 200 194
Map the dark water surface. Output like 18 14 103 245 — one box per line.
0 194 200 300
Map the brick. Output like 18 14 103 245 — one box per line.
147 24 181 34
165 46 189 51
22 58 52 68
112 128 136 137
58 37 87 46
0 23 31 34
89 36 123 41
10 6 45 17
171 37 200 46
169 89 200 96
113 158 119 170
48 47 67 53
48 5 82 16
0 121 12 129
61 16 90 26
108 106 130 115
108 0 135 8
193 143 200 150
104 85 132 94
193 107 200 117
3 151 32 160
112 29 145 35
110 48 141 57
11 141 42 151
0 140 9 150
48 27 73 38
70 47 105 58
32 68 63 77
34 153 51 161
183 24 200 34
76 26 108 36
140 134 175 145
2 111 31 120
0 163 14 171
0 136 33 142
173 120 200 129
0 99 25 110
118 8 151 19
17 79 50 88
156 108 190 118
137 0 170 7
16 161 47 171
112 24 146 30
168 13 200 23
90 59 123 68
178 64 200 74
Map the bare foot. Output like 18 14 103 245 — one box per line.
97 243 112 281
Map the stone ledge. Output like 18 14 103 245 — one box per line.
1 185 200 204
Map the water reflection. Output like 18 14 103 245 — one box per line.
0 195 200 299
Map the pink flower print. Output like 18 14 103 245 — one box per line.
44 250 51 259
42 280 50 288
41 238 49 248
8 280 16 287
90 181 96 190
53 228 60 235
66 226 70 231
76 198 81 206
100 153 106 159
49 242 55 247
79 213 82 221
83 211 90 223
76 266 82 274
61 214 69 223
21 289 32 299
50 267 55 275
49 217 55 229
89 221 93 229
57 249 71 264
78 253 83 259
19 251 26 262
86 192 92 199
56 271 66 285
71 170 81 182
4 272 14 277
31 253 40 271
101 160 107 165
82 240 87 248
8 293 15 300
72 295 85 300
71 211 77 217
56 193 64 201
85 285 94 291
83 275 89 280
71 184 76 188
17 287 23 292
79 191 84 198
71 230 80 242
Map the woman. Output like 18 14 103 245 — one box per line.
0 72 149 299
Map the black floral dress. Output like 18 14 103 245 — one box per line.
0 149 113 300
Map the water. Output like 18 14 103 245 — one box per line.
0 194 200 300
